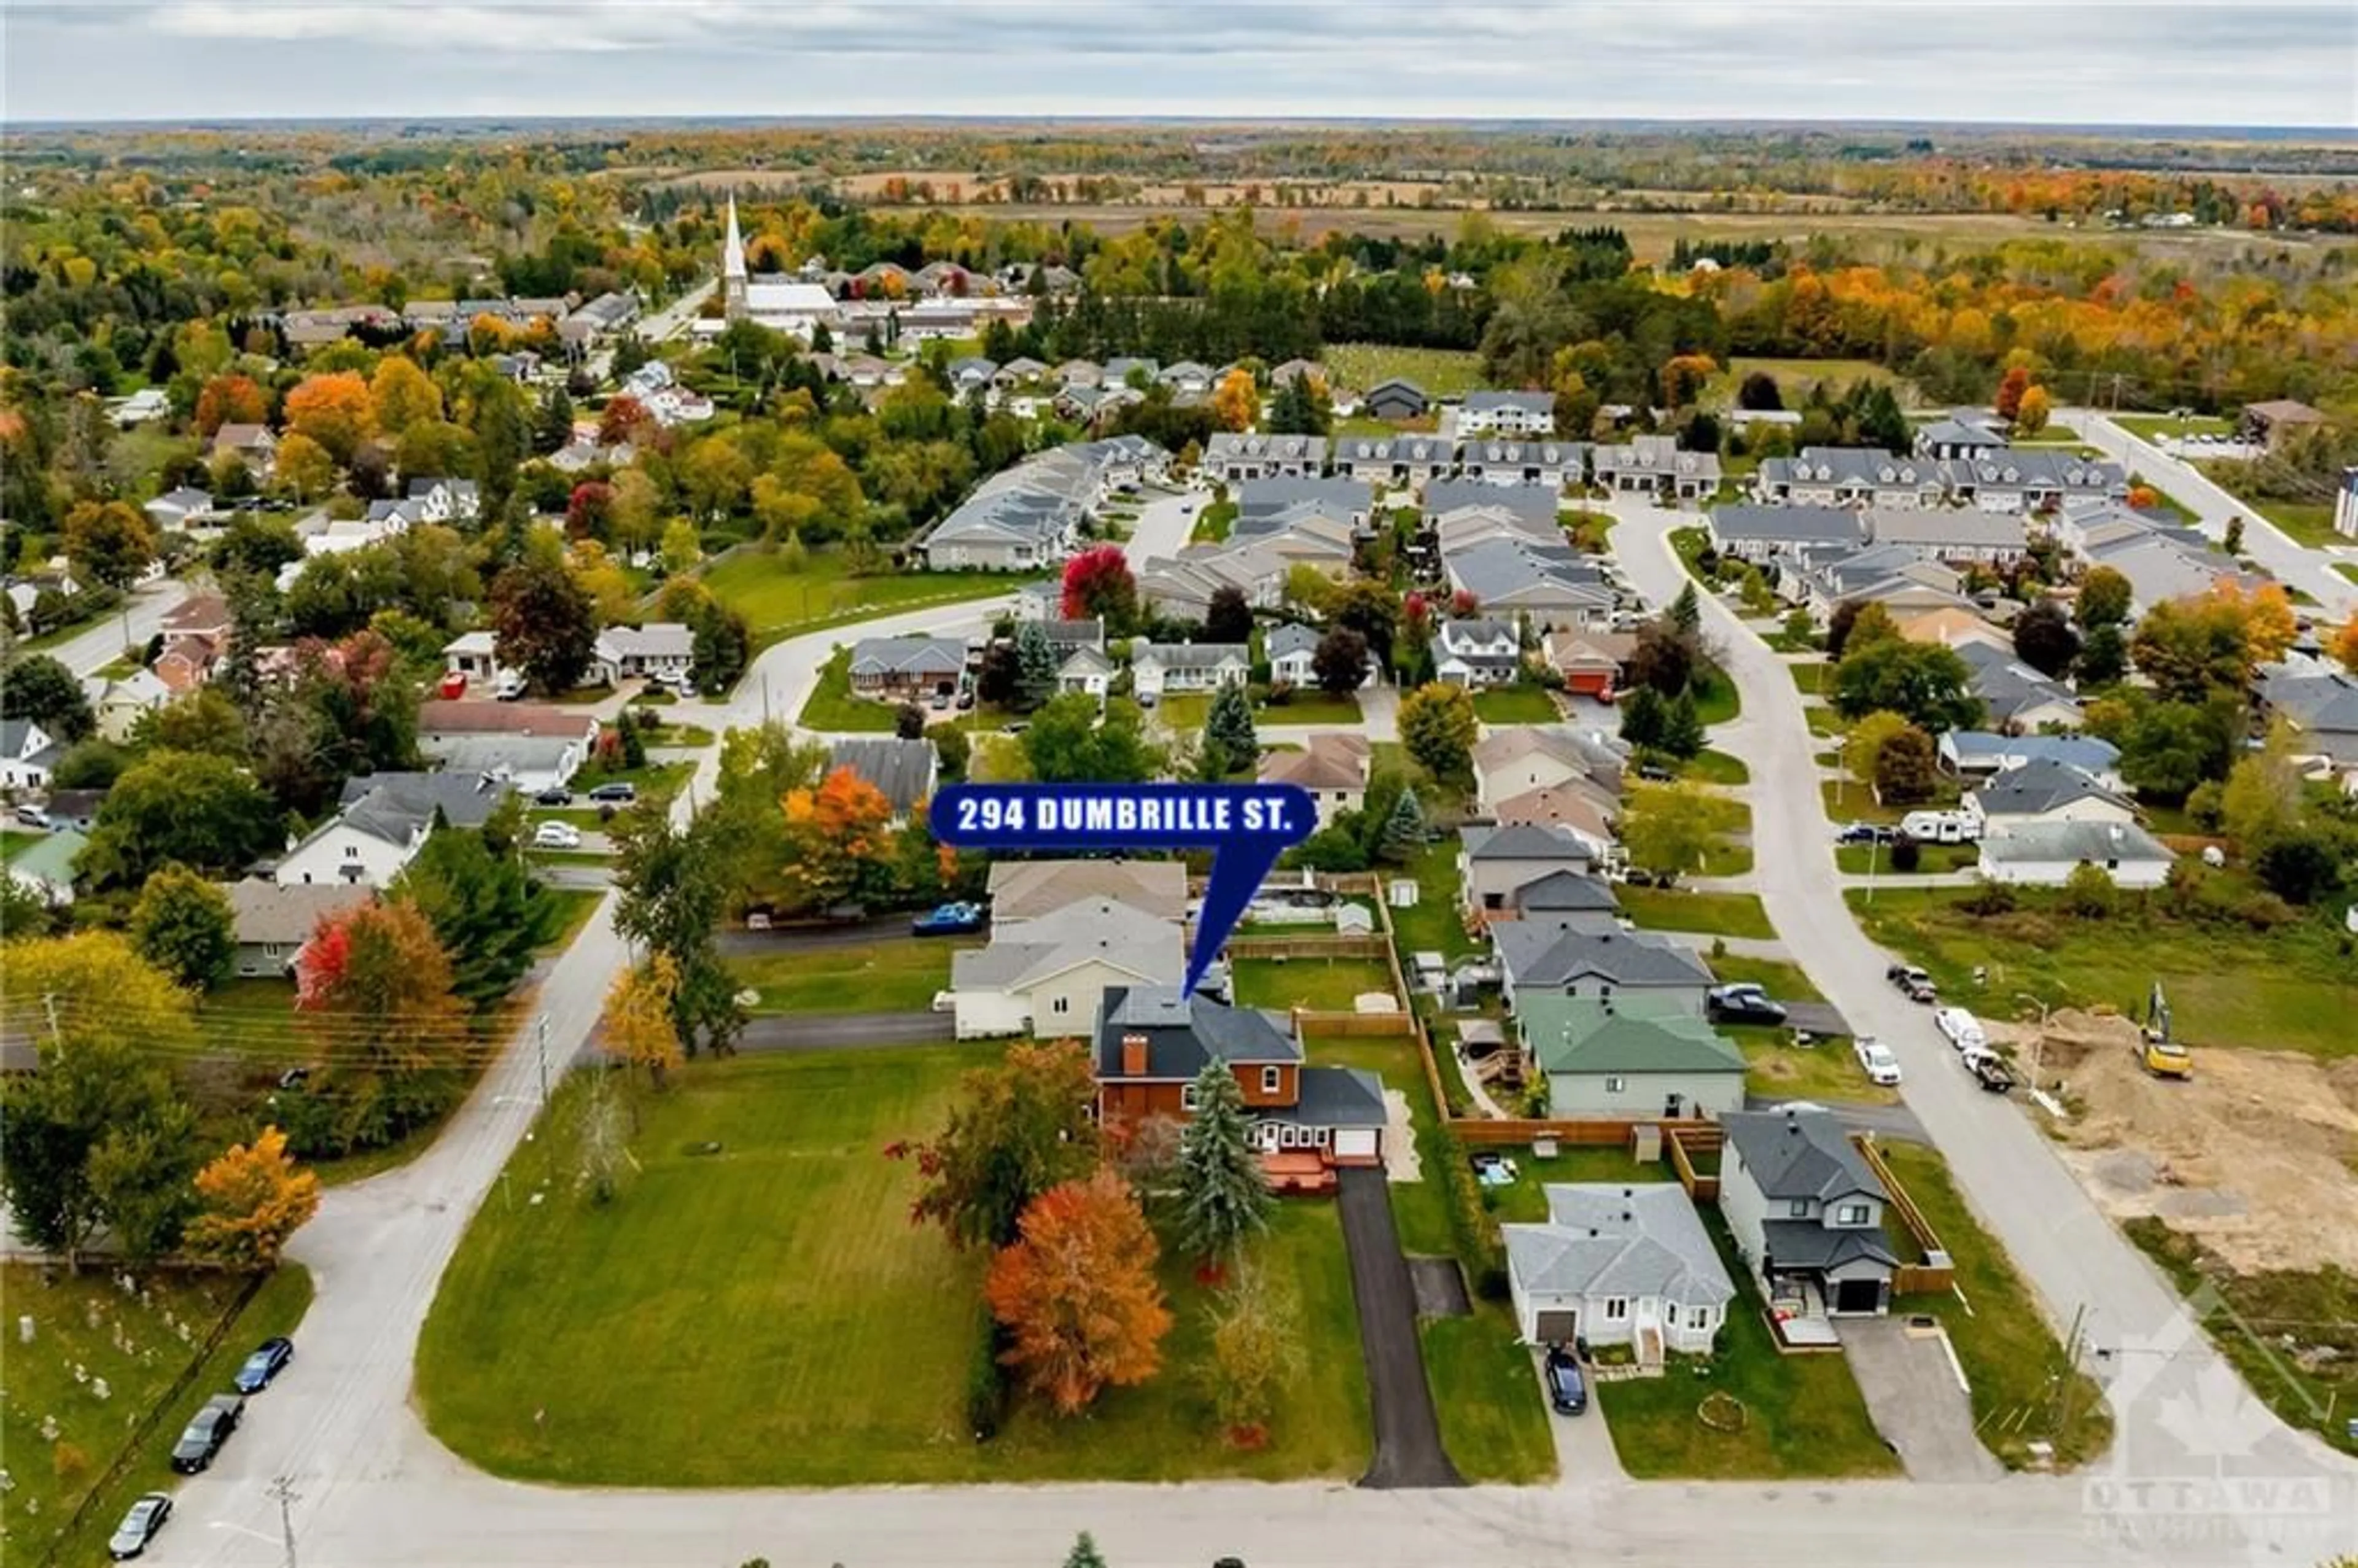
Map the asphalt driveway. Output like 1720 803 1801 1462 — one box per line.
737 1011 954 1049
1334 1166 1464 1489
1834 1316 2002 1481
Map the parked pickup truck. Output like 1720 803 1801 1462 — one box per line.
1962 1050 2015 1093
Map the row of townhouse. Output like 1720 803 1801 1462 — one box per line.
1752 444 2128 513
916 435 1167 572
1135 476 1363 621
1426 483 1625 632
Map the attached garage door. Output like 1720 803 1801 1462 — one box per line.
1334 1128 1379 1160
1834 1278 1885 1314
1534 1308 1579 1344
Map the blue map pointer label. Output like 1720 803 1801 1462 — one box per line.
930 782 1318 996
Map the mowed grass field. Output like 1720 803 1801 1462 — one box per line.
727 937 967 1014
1231 957 1398 1013
1325 343 1485 398
1850 887 2358 1060
416 1047 1374 1485
1709 357 1912 406
702 548 1032 640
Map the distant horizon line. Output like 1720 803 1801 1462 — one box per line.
12 112 2358 142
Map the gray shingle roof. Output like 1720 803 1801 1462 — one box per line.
1761 1219 1899 1271
1710 504 1868 548
1511 869 1620 912
1493 924 1713 991
1969 757 2126 817
1095 985 1302 1079
827 738 938 816
1504 1184 1737 1308
1423 479 1557 528
333 770 512 837
1978 820 2174 866
1722 1109 1886 1204
1272 1066 1387 1129
849 637 966 678
1266 623 1320 660
1462 822 1595 863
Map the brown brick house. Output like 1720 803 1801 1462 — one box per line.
1092 986 1387 1176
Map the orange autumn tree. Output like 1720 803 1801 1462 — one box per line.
1210 367 1259 433
194 372 269 437
282 370 376 464
778 765 895 914
2208 579 2298 666
1994 365 2031 422
1659 353 1719 409
605 952 683 1089
2331 616 2358 675
2014 384 2053 435
184 1127 321 1270
986 1168 1173 1415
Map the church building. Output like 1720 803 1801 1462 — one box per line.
718 196 839 339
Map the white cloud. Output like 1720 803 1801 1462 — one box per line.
6 0 2353 123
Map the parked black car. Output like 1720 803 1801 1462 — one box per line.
1543 1346 1589 1415
1706 984 1789 1027
109 1493 173 1559
234 1335 295 1394
1836 822 1894 845
586 782 637 804
169 1393 244 1473
534 786 574 807
1965 1052 2017 1093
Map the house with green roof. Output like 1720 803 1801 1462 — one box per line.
1517 995 1746 1120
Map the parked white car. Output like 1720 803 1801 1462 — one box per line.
930 990 955 1014
1933 1006 1986 1052
532 821 583 850
1853 1038 1904 1085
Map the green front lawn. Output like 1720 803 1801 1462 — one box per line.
1231 957 1398 1013
1879 1144 2114 1469
1835 841 1981 875
1821 778 1961 825
1614 887 1775 941
9 1265 313 1568
1848 887 2358 1059
1805 706 1852 738
535 888 605 953
1260 693 1364 726
1 828 40 863
1473 686 1562 724
727 937 966 1014
1192 499 1238 543
1487 1146 1675 1224
1681 748 1751 786
1786 660 1828 696
1700 955 1823 1003
703 548 1034 640
1563 510 1616 553
1324 343 1485 398
798 648 909 732
2125 1220 2356 1459
1735 1032 1898 1105
1691 664 1740 726
419 1048 1372 1484
1598 1213 1899 1478
1151 693 1210 733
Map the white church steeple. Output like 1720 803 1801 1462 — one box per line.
721 194 748 321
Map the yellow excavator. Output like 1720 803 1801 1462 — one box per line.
2138 980 2195 1081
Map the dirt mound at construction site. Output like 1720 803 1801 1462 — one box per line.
1989 1009 2358 1275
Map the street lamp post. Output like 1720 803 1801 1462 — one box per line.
2016 992 2054 1086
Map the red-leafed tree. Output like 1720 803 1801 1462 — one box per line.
598 395 654 448
1994 365 2031 422
985 1168 1172 1415
566 481 615 538
1060 545 1138 632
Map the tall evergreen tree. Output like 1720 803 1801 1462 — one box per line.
1204 682 1258 773
1015 621 1060 710
1618 683 1668 750
1659 688 1706 759
1175 1060 1273 1264
1668 582 1703 637
1376 785 1426 864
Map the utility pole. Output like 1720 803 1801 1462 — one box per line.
41 991 61 1047
536 1014 551 1105
267 1474 300 1568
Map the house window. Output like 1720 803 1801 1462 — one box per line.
1050 996 1070 1015
1788 1199 1811 1219
1837 1203 1871 1227
1603 1076 1625 1093
1603 1297 1628 1322
1180 1084 1200 1112
1261 1065 1281 1094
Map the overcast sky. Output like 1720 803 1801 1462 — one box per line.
7 1 2356 128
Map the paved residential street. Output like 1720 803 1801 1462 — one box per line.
41 575 190 675
2071 408 2357 618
